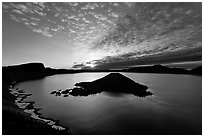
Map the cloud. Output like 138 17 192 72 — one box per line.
30 17 40 21
10 3 31 12
92 3 201 51
4 2 117 39
72 63 87 69
94 13 108 21
86 46 202 70
112 3 120 7
33 28 53 37
109 12 119 18
124 2 135 8
34 10 46 16
68 2 79 7
2 3 10 9
12 9 24 14
82 17 90 23
32 2 46 9
81 3 99 10
71 3 201 69
3 2 202 69
10 15 20 22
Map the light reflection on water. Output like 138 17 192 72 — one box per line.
15 73 202 134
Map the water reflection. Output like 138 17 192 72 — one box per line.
15 73 202 134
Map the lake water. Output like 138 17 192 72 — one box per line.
15 73 202 135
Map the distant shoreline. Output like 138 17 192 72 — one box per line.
2 62 202 134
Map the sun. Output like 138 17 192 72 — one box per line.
85 63 96 68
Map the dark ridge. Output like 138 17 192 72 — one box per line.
124 64 189 74
5 63 45 71
121 65 202 76
2 62 71 135
3 63 46 84
189 66 202 76
2 62 201 134
69 73 152 97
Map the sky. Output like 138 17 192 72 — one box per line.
2 2 202 69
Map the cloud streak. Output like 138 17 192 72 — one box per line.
85 3 202 69
3 2 202 69
3 2 122 40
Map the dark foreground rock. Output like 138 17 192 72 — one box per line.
2 63 71 135
70 73 152 97
4 62 201 134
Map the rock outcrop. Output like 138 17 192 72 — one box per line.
69 73 152 97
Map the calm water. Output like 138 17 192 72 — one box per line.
15 73 202 134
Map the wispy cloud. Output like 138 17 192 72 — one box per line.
3 2 202 69
90 3 201 55
33 28 53 37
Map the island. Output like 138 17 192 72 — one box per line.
3 62 201 134
51 73 153 97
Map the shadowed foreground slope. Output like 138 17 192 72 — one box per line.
3 62 201 134
2 63 70 135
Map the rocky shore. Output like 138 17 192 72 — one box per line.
2 62 201 134
2 63 71 135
